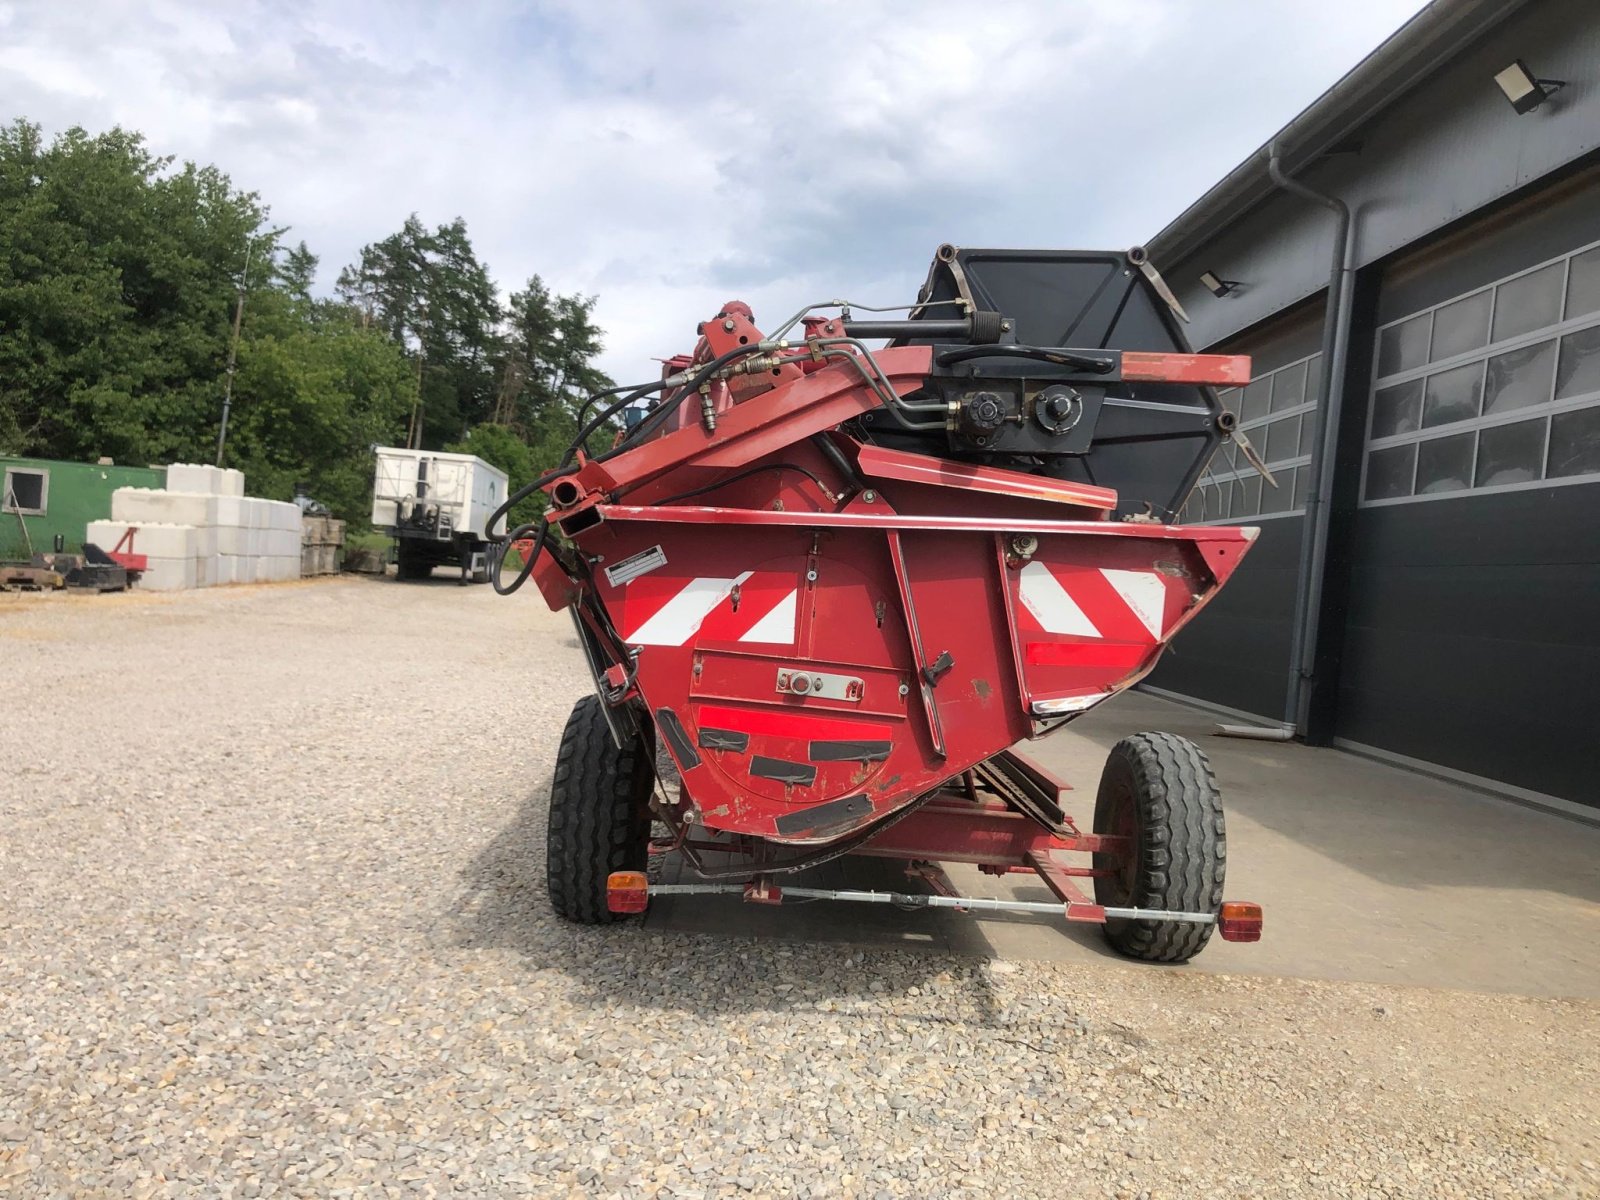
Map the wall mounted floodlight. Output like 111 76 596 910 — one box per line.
1495 59 1565 114
1200 270 1242 298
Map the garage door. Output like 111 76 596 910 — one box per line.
1335 177 1600 807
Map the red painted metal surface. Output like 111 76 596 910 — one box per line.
536 299 1257 864
108 528 148 573
852 443 1117 513
851 795 1123 867
1121 351 1251 385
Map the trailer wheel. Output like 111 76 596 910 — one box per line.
546 694 654 924
1092 732 1225 963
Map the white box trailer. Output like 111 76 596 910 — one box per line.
371 447 509 583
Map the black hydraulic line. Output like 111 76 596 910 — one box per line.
605 342 770 461
481 342 772 541
842 310 1004 343
845 318 970 340
934 345 1116 372
1269 137 1354 737
810 433 866 492
574 377 671 427
490 516 549 595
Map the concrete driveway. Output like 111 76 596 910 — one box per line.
647 691 1600 999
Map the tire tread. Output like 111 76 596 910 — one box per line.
1093 731 1226 963
546 695 652 924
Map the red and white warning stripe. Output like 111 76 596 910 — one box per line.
620 571 800 647
1017 561 1175 644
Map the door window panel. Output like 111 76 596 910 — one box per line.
1474 418 1546 487
1371 380 1423 438
1547 405 1600 479
1565 246 1600 320
1365 444 1415 500
1377 314 1429 377
1491 262 1563 343
1429 291 1491 362
1554 325 1600 401
1482 341 1555 415
1270 360 1307 411
1414 433 1475 495
1421 362 1483 428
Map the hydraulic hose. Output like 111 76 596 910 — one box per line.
489 517 549 595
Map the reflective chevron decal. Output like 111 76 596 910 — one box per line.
620 571 800 647
1016 560 1177 644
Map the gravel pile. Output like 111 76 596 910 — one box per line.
2 579 1597 1198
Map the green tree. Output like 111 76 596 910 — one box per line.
0 119 270 462
336 215 501 449
225 314 417 521
0 117 614 529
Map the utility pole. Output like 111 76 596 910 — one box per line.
216 242 254 467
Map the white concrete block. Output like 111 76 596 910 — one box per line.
137 556 198 591
112 488 218 528
165 463 210 493
197 555 220 587
216 526 245 555
167 463 219 494
247 498 267 530
87 520 197 560
221 468 245 497
215 494 245 528
193 526 217 558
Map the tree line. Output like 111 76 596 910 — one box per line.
0 118 614 525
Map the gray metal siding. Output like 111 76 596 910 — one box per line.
1147 515 1301 721
1154 0 1600 353
1150 304 1326 718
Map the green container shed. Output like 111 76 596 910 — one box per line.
1 456 167 561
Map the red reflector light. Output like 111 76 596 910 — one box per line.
1122 351 1252 386
1218 900 1263 942
606 871 650 914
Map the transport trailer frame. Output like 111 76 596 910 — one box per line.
607 749 1263 944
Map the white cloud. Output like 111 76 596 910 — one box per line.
3 0 1425 383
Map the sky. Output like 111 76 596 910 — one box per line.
1 0 1428 383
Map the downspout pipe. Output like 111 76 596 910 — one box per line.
1268 138 1355 736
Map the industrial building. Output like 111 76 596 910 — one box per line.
1143 0 1599 814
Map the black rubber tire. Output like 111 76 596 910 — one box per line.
546 694 654 924
1092 732 1226 963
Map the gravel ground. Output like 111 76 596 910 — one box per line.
2 576 1597 1199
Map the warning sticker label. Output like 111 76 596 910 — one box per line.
603 544 668 588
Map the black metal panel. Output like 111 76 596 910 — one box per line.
1146 516 1303 719
749 756 817 786
808 740 893 763
893 246 1225 520
1336 485 1600 806
655 708 701 771
697 727 750 753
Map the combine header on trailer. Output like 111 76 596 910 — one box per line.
494 245 1267 961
